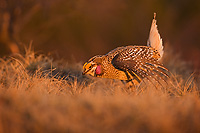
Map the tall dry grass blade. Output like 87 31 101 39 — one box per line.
183 73 195 94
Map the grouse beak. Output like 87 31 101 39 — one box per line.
82 71 86 75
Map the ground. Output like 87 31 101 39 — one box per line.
0 46 199 133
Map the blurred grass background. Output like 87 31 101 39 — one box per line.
0 46 199 133
0 0 200 69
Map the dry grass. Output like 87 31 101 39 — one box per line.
0 46 199 133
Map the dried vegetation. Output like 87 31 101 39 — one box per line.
0 46 199 133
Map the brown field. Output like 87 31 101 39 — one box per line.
0 46 199 133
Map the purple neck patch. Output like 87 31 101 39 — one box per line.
95 65 101 75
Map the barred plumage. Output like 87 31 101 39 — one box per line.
82 13 168 85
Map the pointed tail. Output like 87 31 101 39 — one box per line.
147 13 163 60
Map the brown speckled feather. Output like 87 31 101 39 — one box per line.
111 46 168 83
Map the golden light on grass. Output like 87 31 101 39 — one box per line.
0 47 199 132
